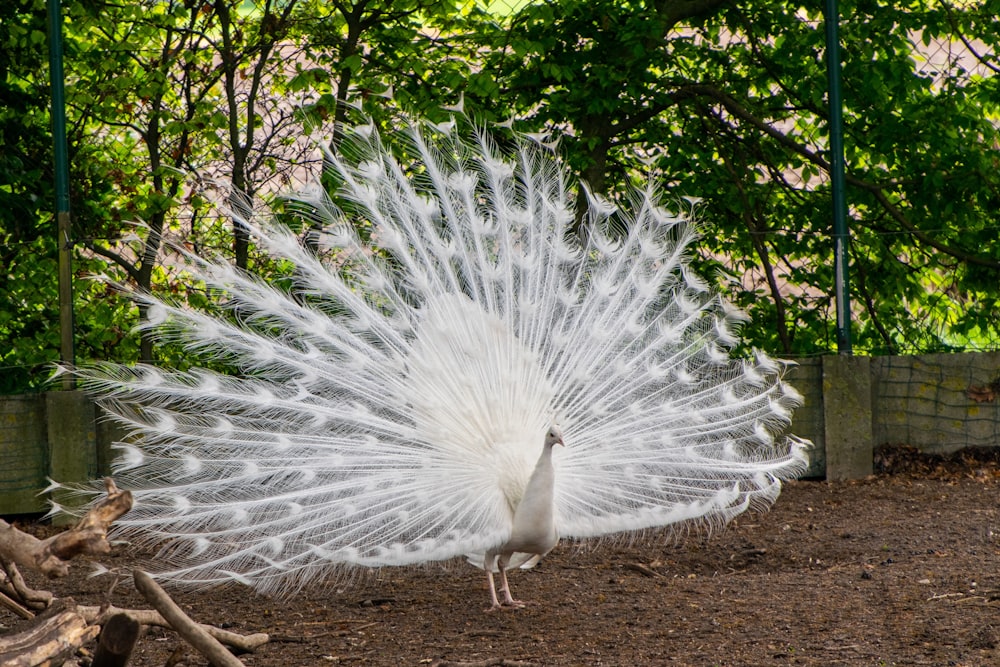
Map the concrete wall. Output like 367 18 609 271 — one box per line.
872 352 1000 453
786 352 1000 480
0 395 50 514
2 352 1000 513
0 391 104 515
783 358 825 478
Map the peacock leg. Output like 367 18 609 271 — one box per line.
496 555 525 608
485 554 503 611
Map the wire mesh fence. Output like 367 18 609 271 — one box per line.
875 353 1000 452
783 350 1000 478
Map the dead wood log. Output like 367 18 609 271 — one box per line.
133 570 247 667
77 605 270 653
92 612 141 667
0 598 100 667
0 481 271 666
0 586 36 620
0 478 132 579
2 559 53 613
0 600 267 667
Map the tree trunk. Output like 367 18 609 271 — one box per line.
92 612 141 667
573 117 612 235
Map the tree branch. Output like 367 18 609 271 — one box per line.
133 570 248 667
0 479 132 580
686 82 1000 270
651 0 733 31
80 241 143 284
77 604 270 652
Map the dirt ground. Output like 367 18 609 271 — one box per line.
9 445 1000 666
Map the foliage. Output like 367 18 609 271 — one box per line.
64 0 341 362
0 0 53 392
0 0 137 392
4 0 1000 393
473 0 1000 354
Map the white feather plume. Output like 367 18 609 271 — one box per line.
66 119 809 595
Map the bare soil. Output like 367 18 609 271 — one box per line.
8 445 1000 666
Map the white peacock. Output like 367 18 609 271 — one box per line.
63 119 809 610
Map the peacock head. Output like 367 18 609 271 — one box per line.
545 426 565 449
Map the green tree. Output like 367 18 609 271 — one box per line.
0 0 55 392
476 0 1000 354
6 0 1000 393
68 0 342 361
0 0 137 392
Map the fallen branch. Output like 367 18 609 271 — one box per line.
623 562 660 578
1 559 53 613
45 478 134 565
92 612 141 667
0 478 132 579
0 482 272 666
0 598 100 667
133 569 248 667
77 604 270 652
0 595 33 620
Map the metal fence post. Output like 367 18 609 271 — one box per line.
825 0 852 355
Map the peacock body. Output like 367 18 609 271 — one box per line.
66 120 808 607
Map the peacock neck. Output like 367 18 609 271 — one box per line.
524 442 556 504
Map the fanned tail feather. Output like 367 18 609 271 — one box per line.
65 118 809 594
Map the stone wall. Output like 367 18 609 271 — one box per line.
786 352 1000 480
0 392 103 515
2 352 1000 513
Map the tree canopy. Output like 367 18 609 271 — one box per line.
2 0 999 392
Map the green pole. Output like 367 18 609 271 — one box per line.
825 0 851 354
47 0 75 386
